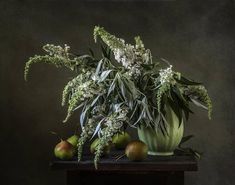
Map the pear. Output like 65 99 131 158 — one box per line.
54 140 75 160
90 138 112 155
67 135 79 148
112 132 131 150
125 140 148 161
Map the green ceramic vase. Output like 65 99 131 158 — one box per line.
137 105 184 156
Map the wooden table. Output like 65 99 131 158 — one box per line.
50 152 198 185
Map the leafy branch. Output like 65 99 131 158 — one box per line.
24 26 213 167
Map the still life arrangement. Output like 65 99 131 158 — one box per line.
24 26 212 168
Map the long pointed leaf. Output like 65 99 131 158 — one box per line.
133 109 144 126
91 95 101 107
95 59 103 75
80 105 90 127
98 70 112 82
180 135 194 146
90 118 105 140
191 98 208 110
175 76 201 86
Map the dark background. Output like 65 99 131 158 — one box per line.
1 0 235 185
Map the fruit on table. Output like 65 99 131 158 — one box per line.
54 140 75 160
67 135 79 148
112 132 131 150
90 138 112 155
125 140 148 161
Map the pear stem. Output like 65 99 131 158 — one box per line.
50 131 63 140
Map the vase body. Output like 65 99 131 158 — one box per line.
137 105 184 156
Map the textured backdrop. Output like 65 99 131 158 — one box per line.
1 0 235 185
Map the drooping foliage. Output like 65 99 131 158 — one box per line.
24 26 212 168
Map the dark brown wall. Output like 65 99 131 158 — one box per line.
1 0 235 185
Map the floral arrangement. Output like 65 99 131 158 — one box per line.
24 26 212 168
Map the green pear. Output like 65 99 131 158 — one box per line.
112 132 131 150
54 140 75 160
90 138 112 155
125 140 148 161
67 135 79 148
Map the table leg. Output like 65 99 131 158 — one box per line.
66 170 184 185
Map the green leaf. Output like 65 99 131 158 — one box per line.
98 70 112 82
167 97 183 125
142 97 153 123
175 148 202 159
123 76 138 99
130 102 139 120
74 102 85 111
90 118 105 140
175 76 201 86
117 75 128 101
100 44 111 59
179 135 194 146
191 98 208 110
91 95 101 107
171 87 194 114
95 59 103 75
107 77 117 97
80 103 90 127
172 86 187 103
133 109 144 126
112 102 124 112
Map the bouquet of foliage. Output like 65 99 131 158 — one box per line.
24 26 212 168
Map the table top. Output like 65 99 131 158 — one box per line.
50 150 198 172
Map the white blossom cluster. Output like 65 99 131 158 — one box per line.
103 107 128 129
159 65 174 84
77 81 96 99
94 26 151 78
43 44 70 58
77 118 97 161
91 105 105 115
63 79 105 122
73 81 105 102
113 43 150 77
62 70 94 106
81 118 97 136
94 106 128 168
